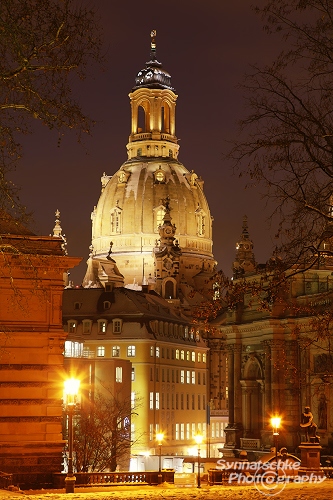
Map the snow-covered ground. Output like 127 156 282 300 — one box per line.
0 481 332 499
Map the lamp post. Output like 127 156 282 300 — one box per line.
156 432 164 484
271 416 281 482
64 378 80 494
194 433 203 489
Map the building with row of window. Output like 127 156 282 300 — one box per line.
63 286 214 467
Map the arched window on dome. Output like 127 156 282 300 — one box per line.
136 101 150 133
154 205 165 232
110 207 122 234
195 207 206 236
161 102 171 134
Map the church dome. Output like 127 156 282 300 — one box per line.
84 32 215 288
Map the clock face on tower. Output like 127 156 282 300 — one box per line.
164 226 172 235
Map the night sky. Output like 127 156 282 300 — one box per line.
13 0 278 285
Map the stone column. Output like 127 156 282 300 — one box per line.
227 345 234 424
234 344 243 424
262 340 272 417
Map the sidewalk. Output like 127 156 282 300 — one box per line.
0 481 333 499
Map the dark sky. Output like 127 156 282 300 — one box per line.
14 0 278 285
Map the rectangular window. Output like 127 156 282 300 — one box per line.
98 320 107 333
186 351 190 361
181 393 184 410
150 367 153 381
191 352 195 362
156 392 160 409
112 345 120 357
186 423 190 440
167 369 170 382
175 423 179 440
175 349 179 360
176 393 179 410
82 320 91 334
180 370 185 384
198 394 201 410
149 424 154 441
156 368 159 381
131 392 135 409
203 372 206 385
68 321 76 333
127 345 136 357
167 393 170 410
172 393 174 410
162 369 165 382
186 370 190 384
150 346 154 357
180 350 185 360
192 394 195 410
116 366 122 383
162 393 165 409
149 392 154 410
198 372 201 385
113 319 122 334
198 352 201 363
191 371 195 384
156 346 160 358
203 353 206 363
131 367 135 381
186 393 189 410
180 423 185 440
192 423 196 438
97 346 105 357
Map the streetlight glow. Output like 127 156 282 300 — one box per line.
156 432 164 444
64 378 80 494
156 431 164 481
64 378 80 405
194 433 203 446
194 433 203 488
271 416 281 434
270 415 281 482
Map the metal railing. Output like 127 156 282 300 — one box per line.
53 470 175 489
0 471 13 489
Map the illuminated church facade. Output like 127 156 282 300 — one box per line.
64 31 228 466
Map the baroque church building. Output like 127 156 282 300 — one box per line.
63 31 228 468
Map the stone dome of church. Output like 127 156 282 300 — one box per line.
84 32 215 289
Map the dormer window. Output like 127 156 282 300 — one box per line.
98 319 108 334
103 301 111 310
112 319 122 334
68 321 77 334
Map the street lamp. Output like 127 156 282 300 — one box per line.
156 432 164 484
64 378 80 494
270 416 281 482
194 433 203 488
